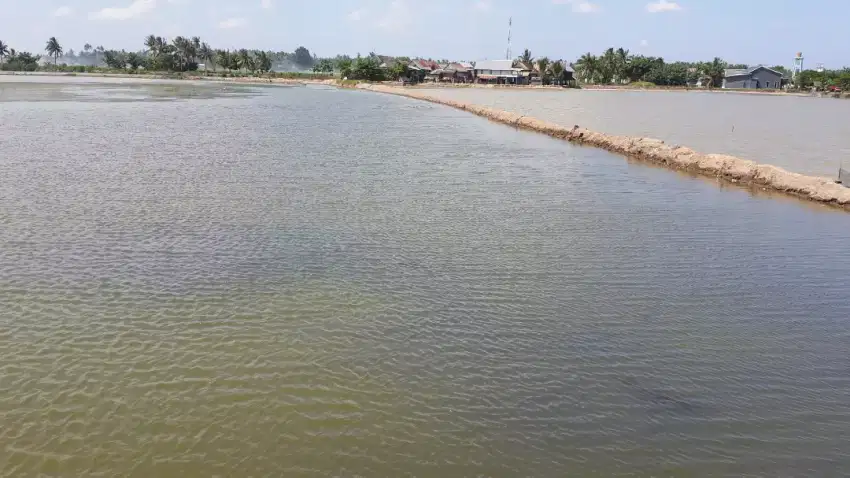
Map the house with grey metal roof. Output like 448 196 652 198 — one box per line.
722 65 784 89
472 59 529 84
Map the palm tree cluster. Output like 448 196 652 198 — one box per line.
2 35 324 75
92 34 268 74
574 48 633 84
0 39 40 71
574 47 729 87
512 49 572 86
0 40 41 71
143 34 201 71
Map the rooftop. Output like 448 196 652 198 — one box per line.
473 59 518 71
724 65 784 78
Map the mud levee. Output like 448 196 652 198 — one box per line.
355 83 850 211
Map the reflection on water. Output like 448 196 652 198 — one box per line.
0 75 265 102
1 77 850 477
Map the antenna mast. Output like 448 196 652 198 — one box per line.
506 17 512 60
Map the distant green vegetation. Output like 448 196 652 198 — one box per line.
3 35 849 92
567 46 850 91
570 48 727 87
0 35 344 77
794 69 850 90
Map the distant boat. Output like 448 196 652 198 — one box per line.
839 167 850 187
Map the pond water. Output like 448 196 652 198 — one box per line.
420 87 850 177
1 77 850 477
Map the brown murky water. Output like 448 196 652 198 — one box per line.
1 77 850 477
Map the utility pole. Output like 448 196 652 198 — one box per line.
506 17 512 61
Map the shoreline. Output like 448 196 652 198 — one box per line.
2 71 835 97
351 83 850 211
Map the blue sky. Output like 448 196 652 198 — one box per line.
1 0 847 67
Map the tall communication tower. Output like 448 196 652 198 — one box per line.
792 52 804 78
506 17 512 60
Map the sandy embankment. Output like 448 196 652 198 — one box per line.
352 83 850 211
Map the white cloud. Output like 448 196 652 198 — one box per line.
553 0 601 13
260 0 273 9
646 0 681 13
572 1 600 12
640 39 648 46
375 0 412 32
53 5 73 17
218 17 248 29
89 0 157 20
473 0 492 12
348 9 364 21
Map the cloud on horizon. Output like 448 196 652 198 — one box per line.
553 0 601 14
218 17 248 29
52 5 73 17
89 0 157 20
374 0 412 32
473 0 492 13
646 0 682 13
347 9 365 21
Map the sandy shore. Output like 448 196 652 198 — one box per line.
353 83 850 211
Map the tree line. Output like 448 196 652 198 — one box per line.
0 36 324 75
511 49 573 85
2 36 849 90
794 68 850 90
558 47 850 90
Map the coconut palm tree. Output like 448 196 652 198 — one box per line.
536 57 550 84
216 49 230 72
198 42 213 73
238 49 251 73
702 57 727 89
598 47 617 83
0 40 9 64
517 48 533 69
171 36 186 69
45 37 63 65
255 50 272 74
550 61 564 86
144 35 158 54
192 36 201 57
575 53 598 84
615 47 630 82
172 36 198 71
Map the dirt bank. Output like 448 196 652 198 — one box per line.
354 83 850 211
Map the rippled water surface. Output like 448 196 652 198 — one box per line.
2 77 850 477
420 87 850 177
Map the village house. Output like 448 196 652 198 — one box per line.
472 59 530 85
407 59 439 83
722 65 784 89
427 62 474 83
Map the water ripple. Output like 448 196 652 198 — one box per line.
1 78 850 477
